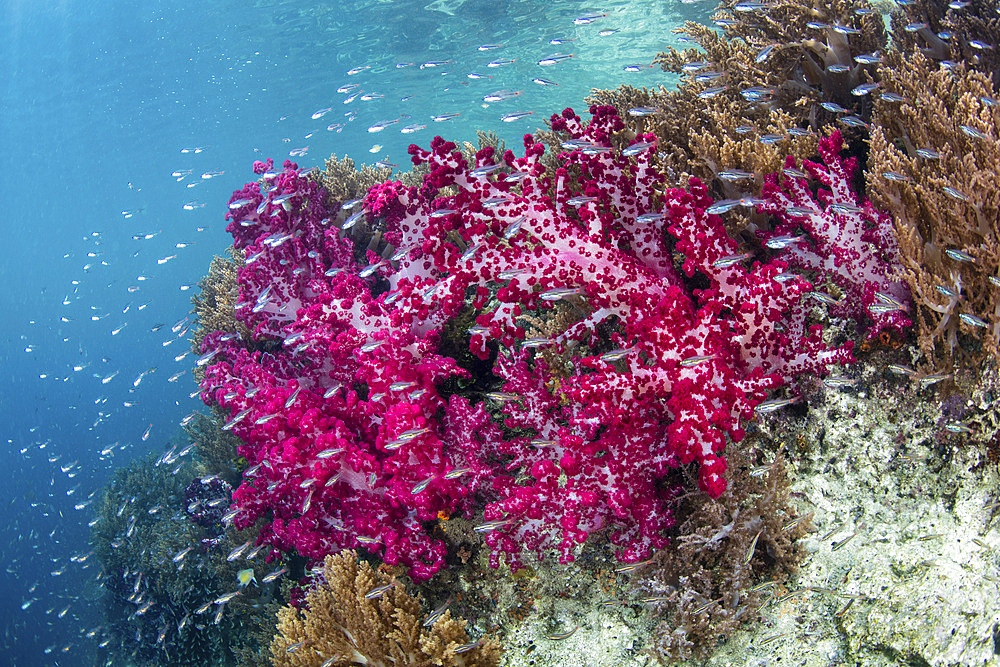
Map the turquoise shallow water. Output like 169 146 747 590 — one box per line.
0 0 705 662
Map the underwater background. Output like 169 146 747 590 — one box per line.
0 0 688 662
3 0 1000 665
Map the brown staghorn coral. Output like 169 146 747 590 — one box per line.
271 550 501 667
868 49 1000 366
889 0 1000 86
655 0 886 133
191 246 252 381
315 154 396 210
632 446 810 663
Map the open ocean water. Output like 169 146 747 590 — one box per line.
0 0 703 663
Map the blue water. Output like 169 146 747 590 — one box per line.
0 0 707 662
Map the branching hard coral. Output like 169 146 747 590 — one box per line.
868 50 1000 365
271 550 501 667
316 154 395 210
656 0 886 133
191 247 252 383
631 447 811 663
888 0 1000 85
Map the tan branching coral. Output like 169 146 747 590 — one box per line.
316 154 395 210
656 0 886 132
271 551 501 667
585 84 820 205
191 247 251 381
868 50 1000 366
462 129 507 166
889 0 1000 85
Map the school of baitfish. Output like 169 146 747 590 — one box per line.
3 0 985 662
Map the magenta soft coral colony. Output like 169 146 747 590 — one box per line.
200 105 873 581
756 130 911 337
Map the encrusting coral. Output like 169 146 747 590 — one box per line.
867 49 1000 366
271 550 501 667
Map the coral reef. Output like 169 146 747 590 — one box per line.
889 0 1000 85
270 550 501 666
190 246 252 381
175 0 1000 664
757 129 911 336
867 49 1000 365
196 105 859 584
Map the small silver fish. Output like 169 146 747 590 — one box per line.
809 292 840 305
823 375 856 389
424 595 453 627
454 640 484 654
474 518 514 533
959 313 989 328
754 397 798 414
945 249 975 262
942 186 969 202
712 252 753 268
691 597 721 614
214 591 240 605
485 391 520 402
410 476 435 494
365 582 397 599
765 235 803 250
501 111 533 122
917 372 951 387
756 43 779 63
935 284 960 298
545 626 578 640
600 347 634 362
718 169 754 181
680 354 715 367
262 567 287 584
540 287 581 301
614 558 653 573
226 542 250 562
745 529 763 564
